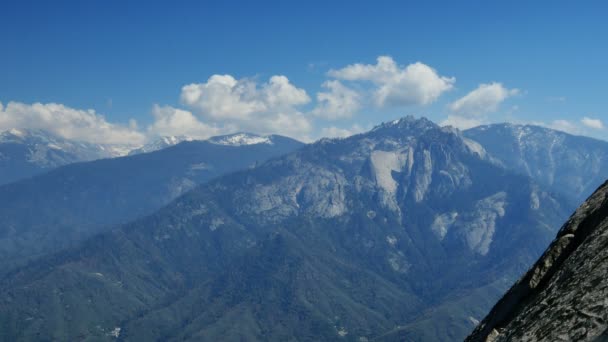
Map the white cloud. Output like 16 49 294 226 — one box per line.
181 75 260 119
581 117 604 130
449 82 519 116
263 75 311 108
328 56 454 107
312 80 361 120
549 119 579 134
180 74 313 140
440 115 484 130
147 105 223 139
0 101 145 145
318 124 365 139
441 82 519 129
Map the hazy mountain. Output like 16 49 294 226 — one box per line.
0 135 303 271
464 124 608 204
467 180 608 342
0 117 569 341
0 128 134 185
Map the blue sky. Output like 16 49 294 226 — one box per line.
0 0 606 144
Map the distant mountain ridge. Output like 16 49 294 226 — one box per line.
0 129 301 186
0 116 570 341
0 128 135 185
464 123 608 204
129 132 281 155
128 135 193 155
0 134 304 272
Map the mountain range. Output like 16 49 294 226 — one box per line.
0 116 592 341
0 133 303 272
0 129 133 186
0 128 301 186
464 124 608 204
0 118 606 341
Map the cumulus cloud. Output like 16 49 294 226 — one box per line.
318 124 365 139
147 105 222 139
0 101 145 145
328 56 454 107
449 82 519 116
581 117 604 130
442 82 519 129
180 74 313 140
547 119 580 135
312 80 361 120
440 115 485 130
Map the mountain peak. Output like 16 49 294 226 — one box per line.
373 115 437 131
369 116 440 140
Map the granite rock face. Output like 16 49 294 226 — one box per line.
466 180 608 342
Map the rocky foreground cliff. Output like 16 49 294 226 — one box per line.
466 180 608 342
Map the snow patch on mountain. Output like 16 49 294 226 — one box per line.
208 133 273 146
